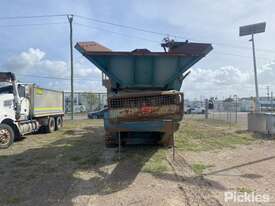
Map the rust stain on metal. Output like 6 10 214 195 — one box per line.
108 91 184 123
75 41 212 57
75 41 112 52
109 105 182 122
108 91 182 109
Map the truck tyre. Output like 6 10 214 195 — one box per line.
14 132 24 141
0 124 14 149
46 117 56 133
55 116 63 130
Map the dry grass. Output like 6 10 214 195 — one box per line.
191 163 215 175
175 119 256 152
0 118 261 205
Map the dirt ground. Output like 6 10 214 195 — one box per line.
183 141 275 205
176 118 275 205
0 119 274 206
0 120 195 206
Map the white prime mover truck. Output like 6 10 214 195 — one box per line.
0 72 64 148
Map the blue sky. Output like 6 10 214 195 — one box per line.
0 0 275 99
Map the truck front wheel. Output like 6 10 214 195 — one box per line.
0 124 14 149
46 117 56 133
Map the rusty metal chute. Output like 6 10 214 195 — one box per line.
75 41 212 91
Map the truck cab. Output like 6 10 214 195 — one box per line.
0 83 31 122
0 85 15 123
0 72 64 148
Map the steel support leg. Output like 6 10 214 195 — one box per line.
118 131 121 160
172 133 175 161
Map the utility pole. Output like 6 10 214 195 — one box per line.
67 14 74 120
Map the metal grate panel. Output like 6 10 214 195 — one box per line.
109 94 180 109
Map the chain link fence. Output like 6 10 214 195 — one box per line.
209 100 248 129
63 93 274 126
64 92 107 114
185 98 251 130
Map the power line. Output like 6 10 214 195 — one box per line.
213 42 275 54
17 74 102 82
0 23 269 61
76 14 275 54
15 74 106 93
75 15 175 38
75 22 271 61
213 51 271 61
0 13 274 56
0 22 67 27
0 14 69 20
75 23 160 44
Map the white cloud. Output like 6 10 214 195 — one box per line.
182 66 252 99
0 48 105 92
2 48 67 77
258 61 275 84
189 66 248 86
2 48 274 98
75 62 101 78
182 62 275 99
3 48 45 72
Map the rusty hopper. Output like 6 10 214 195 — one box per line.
75 41 212 146
75 41 212 91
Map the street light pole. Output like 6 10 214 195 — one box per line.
67 14 74 120
239 22 266 112
250 33 259 111
272 92 274 112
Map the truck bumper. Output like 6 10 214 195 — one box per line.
104 113 179 145
104 112 179 145
104 118 176 132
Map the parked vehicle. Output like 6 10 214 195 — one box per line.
74 105 87 113
186 106 205 114
184 105 192 114
65 104 86 113
75 40 212 147
0 72 64 148
88 107 108 119
192 107 205 114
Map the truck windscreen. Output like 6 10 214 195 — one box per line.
0 85 13 94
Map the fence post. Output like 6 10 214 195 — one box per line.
272 92 274 112
229 109 232 128
205 99 209 119
226 111 229 122
235 96 238 123
212 110 214 120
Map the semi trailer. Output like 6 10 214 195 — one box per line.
75 40 212 147
0 72 64 148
